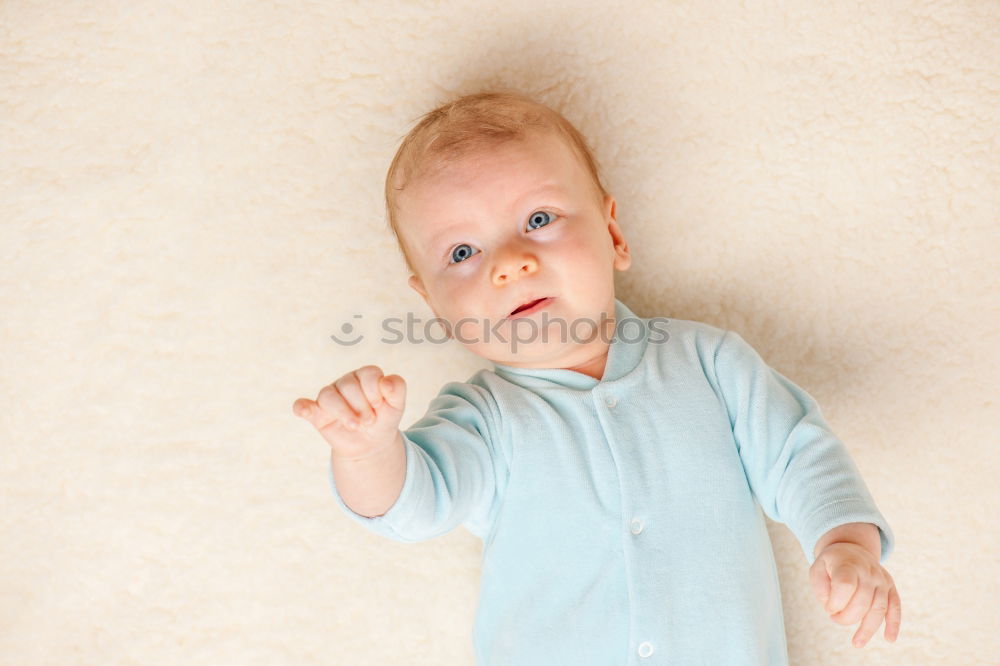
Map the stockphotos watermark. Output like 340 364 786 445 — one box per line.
330 310 671 353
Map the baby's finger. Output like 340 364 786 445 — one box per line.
885 585 901 642
808 557 832 607
378 374 407 411
294 395 349 433
335 375 376 425
850 587 888 648
315 383 361 430
354 365 386 411
825 564 860 615
292 398 319 424
831 582 874 626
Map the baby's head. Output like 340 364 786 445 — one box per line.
384 90 631 375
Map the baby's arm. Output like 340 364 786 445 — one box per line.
711 329 895 565
711 330 901 647
293 365 408 517
294 366 501 543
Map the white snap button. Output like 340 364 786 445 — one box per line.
630 518 644 535
638 641 654 658
606 396 618 408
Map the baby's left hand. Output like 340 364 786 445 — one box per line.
809 542 901 648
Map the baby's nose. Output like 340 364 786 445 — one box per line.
491 254 538 285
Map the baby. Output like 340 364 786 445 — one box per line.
292 90 901 665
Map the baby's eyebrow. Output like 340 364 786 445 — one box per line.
517 183 563 206
428 227 462 253
428 183 564 252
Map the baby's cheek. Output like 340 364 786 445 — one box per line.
436 292 477 327
550 232 595 260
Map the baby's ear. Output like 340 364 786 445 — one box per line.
603 193 617 223
408 274 429 301
613 238 632 272
407 275 448 336
603 194 630 269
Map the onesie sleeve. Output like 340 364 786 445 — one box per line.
327 379 504 543
712 329 895 566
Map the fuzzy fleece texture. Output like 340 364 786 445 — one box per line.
1 2 997 665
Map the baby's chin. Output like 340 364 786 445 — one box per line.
454 308 617 366
472 338 606 369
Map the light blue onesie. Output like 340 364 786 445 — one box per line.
328 298 895 665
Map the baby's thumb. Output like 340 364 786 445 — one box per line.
378 374 406 411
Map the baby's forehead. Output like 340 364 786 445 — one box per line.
421 139 582 193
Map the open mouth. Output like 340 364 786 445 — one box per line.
509 297 550 317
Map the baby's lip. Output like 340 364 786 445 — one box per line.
508 296 552 318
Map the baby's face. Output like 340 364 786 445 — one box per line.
400 131 631 370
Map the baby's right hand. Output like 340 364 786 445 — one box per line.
292 365 406 461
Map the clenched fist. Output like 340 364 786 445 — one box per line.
292 365 407 462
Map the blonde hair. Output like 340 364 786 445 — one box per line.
383 89 610 276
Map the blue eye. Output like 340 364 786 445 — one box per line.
449 243 479 264
527 210 554 230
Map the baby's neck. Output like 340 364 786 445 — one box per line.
563 348 609 381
